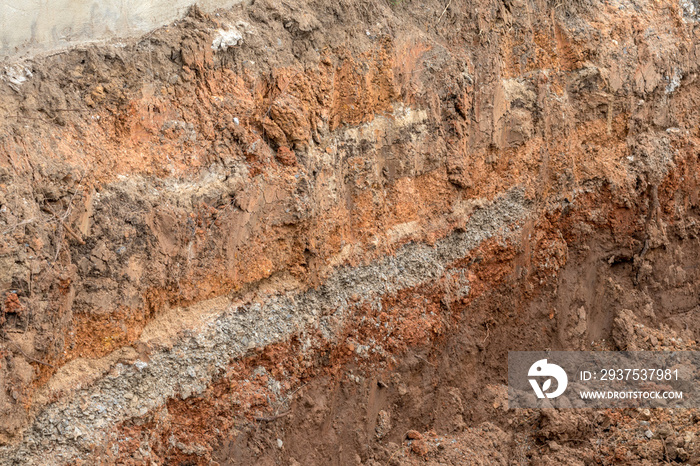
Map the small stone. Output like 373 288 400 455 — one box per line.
276 439 283 448
657 424 673 438
645 430 654 439
548 441 560 451
134 361 148 371
406 430 423 440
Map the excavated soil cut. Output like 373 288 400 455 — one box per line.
1 0 700 464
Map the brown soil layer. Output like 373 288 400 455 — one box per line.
1 0 700 463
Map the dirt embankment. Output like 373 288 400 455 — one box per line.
1 0 700 464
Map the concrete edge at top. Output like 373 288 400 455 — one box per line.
0 0 244 62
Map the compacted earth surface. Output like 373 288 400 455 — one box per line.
2 0 700 464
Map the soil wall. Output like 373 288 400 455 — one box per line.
1 0 700 464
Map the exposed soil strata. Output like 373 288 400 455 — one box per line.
0 190 528 463
0 0 700 463
109 172 700 465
